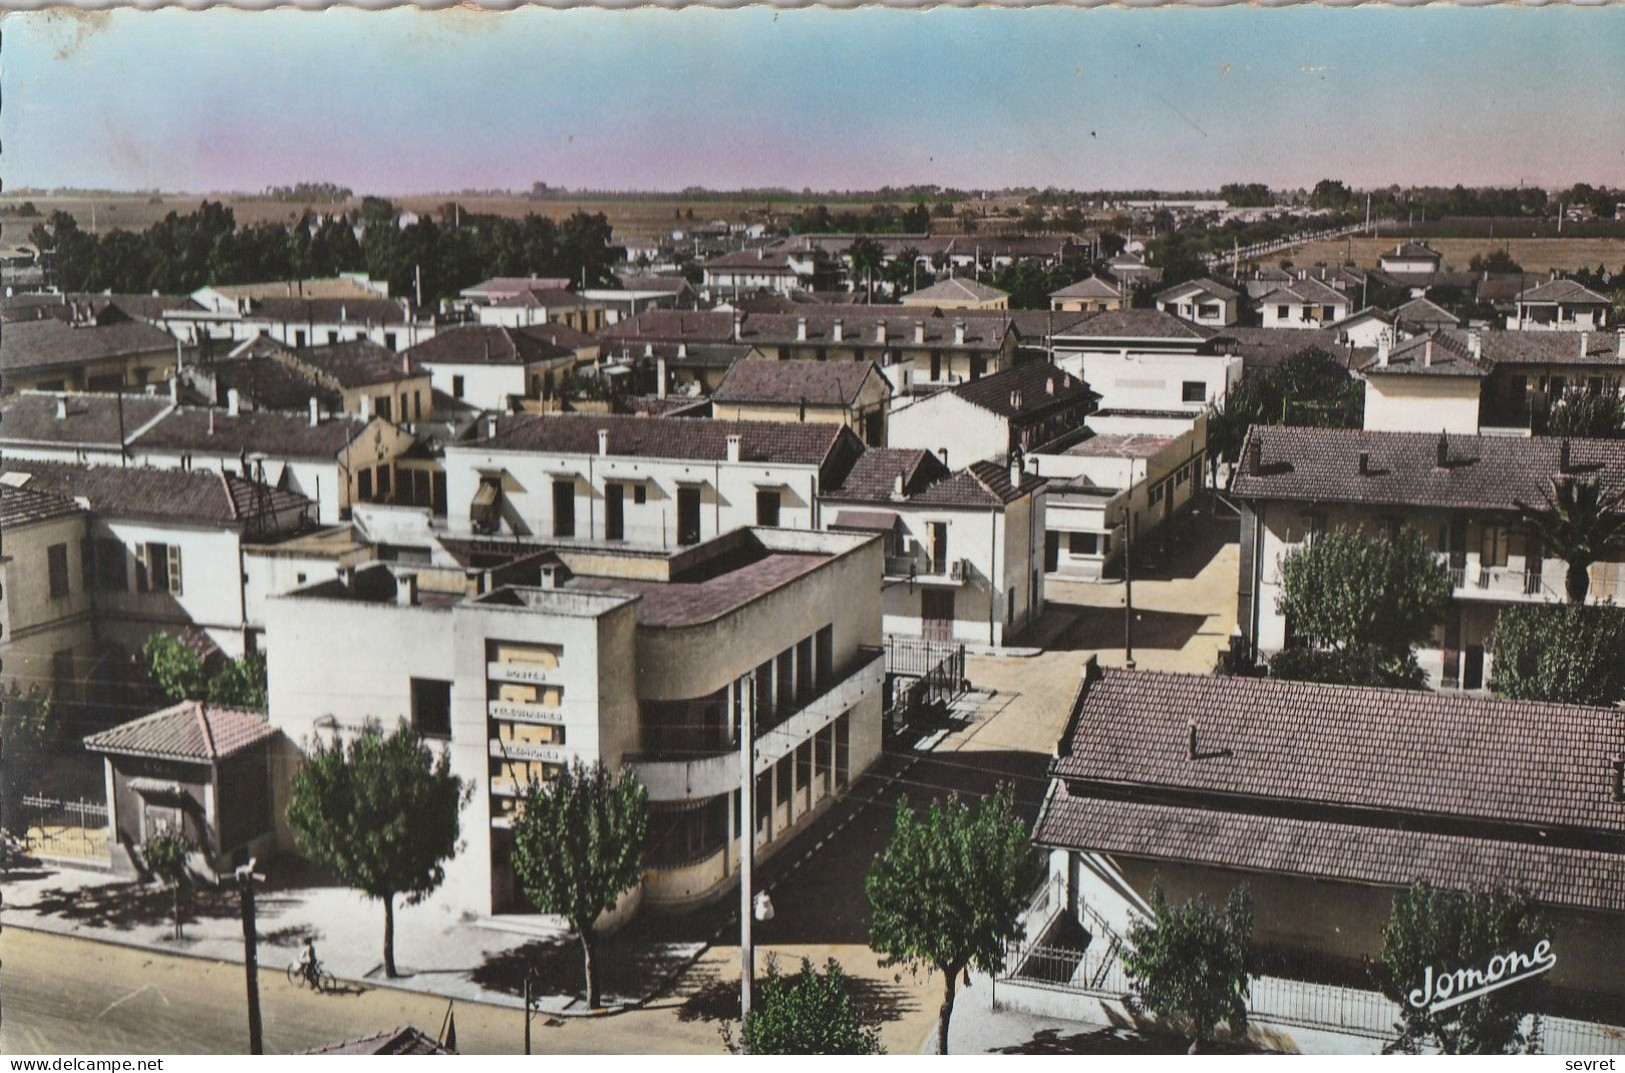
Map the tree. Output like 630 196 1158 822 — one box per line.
866 786 1042 1055
733 956 883 1055
1517 475 1625 603
142 832 190 940
286 721 468 978
1469 249 1524 274
510 759 649 1008
1310 179 1354 211
1374 883 1547 1054
1123 885 1253 1052
0 684 55 840
846 237 884 302
1489 603 1625 705
1272 525 1452 688
1544 388 1625 439
142 633 268 711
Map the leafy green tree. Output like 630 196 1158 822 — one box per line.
1544 389 1625 439
1273 525 1453 688
287 721 468 978
1374 883 1547 1054
206 651 269 711
1517 476 1625 603
1123 885 1253 1053
510 759 649 1008
1469 249 1524 274
142 832 190 940
141 634 210 705
1309 179 1354 210
0 684 55 840
847 237 884 301
866 786 1042 1055
1489 603 1625 705
732 956 883 1055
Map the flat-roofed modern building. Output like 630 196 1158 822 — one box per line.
263 526 884 916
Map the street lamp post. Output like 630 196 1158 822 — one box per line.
235 860 266 1056
739 671 757 1028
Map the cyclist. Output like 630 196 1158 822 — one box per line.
298 940 321 986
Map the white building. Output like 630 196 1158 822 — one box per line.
442 414 867 548
1257 278 1353 329
406 325 590 412
263 525 885 915
1050 310 1240 414
888 362 1097 466
1152 278 1241 327
1509 279 1612 332
160 288 436 352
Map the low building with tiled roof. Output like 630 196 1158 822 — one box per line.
1392 295 1460 332
900 276 1010 311
700 248 821 298
0 479 93 706
821 445 1046 647
712 358 893 447
1051 309 1240 416
1361 329 1489 434
1258 276 1354 329
0 391 173 463
475 287 607 335
1511 277 1612 332
1 460 312 661
157 286 436 354
405 324 591 413
1 313 180 394
443 413 865 547
1049 275 1127 314
86 701 286 875
1152 278 1241 327
890 361 1096 466
1378 241 1444 276
263 524 887 914
1028 662 1625 1019
1232 424 1625 689
1210 325 1373 375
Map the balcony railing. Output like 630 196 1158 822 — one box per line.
884 553 969 584
628 647 884 802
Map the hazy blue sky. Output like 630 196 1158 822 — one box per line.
6 6 1623 195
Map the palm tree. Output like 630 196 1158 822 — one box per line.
847 237 884 302
1517 475 1625 603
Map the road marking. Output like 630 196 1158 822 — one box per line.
97 983 169 1019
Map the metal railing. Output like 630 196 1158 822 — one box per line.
20 795 109 861
884 551 968 583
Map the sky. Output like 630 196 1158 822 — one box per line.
5 6 1625 196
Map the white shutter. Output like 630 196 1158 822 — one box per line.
167 544 183 596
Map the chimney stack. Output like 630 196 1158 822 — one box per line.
208 409 217 435
1617 327 1625 360
913 320 926 345
227 388 241 417
938 447 949 468
1580 331 1590 360
876 322 888 345
1423 339 1433 368
309 397 320 427
1009 450 1023 489
1358 451 1370 476
1467 329 1482 361
54 395 67 420
485 415 499 440
726 433 742 463
1046 377 1056 396
1436 431 1449 469
1246 437 1262 475
832 318 844 344
656 356 668 399
954 320 966 346
396 571 419 607
796 317 808 342
169 377 179 405
1376 329 1392 367
598 428 610 456
1010 389 1023 410
733 311 744 341
1560 437 1572 475
1187 717 1198 761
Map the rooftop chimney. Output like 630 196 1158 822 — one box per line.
893 472 905 497
796 317 808 342
1009 450 1023 489
55 395 67 420
1618 327 1625 360
1010 389 1023 410
598 428 610 456
938 447 949 468
309 397 320 427
1436 431 1449 469
876 322 888 345
227 388 241 416
1376 329 1392 367
485 415 499 440
1358 451 1370 476
953 320 966 345
1423 339 1433 368
1467 329 1482 361
913 320 926 345
396 572 419 607
1580 331 1590 359
1187 717 1198 761
1560 437 1573 475
401 353 411 374
169 377 179 405
208 409 217 435
733 311 744 341
656 356 668 399
832 318 844 344
726 433 742 463
1246 437 1262 475
1046 377 1055 396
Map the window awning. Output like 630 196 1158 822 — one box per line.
471 482 500 509
126 777 199 807
831 509 899 533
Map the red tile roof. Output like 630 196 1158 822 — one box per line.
0 392 172 447
0 460 310 526
713 359 883 407
474 413 858 469
132 407 372 460
911 459 1045 509
405 325 578 367
0 482 84 529
85 701 278 762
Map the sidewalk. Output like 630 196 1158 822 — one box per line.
0 858 703 1015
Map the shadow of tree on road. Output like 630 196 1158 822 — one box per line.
675 956 918 1028
992 1026 1258 1055
469 933 700 1006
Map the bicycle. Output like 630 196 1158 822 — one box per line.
287 957 338 993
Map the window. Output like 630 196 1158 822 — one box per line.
413 391 423 421
604 482 625 541
970 356 986 381
1510 375 1528 406
1181 381 1206 404
358 469 374 501
137 543 181 595
930 351 943 380
677 486 702 546
795 636 814 699
452 375 466 399
815 625 833 691
385 332 398 351
411 678 453 739
47 543 70 599
927 521 948 574
633 484 647 505
96 539 127 591
376 466 392 500
1150 483 1165 506
325 331 337 345
552 478 576 538
756 489 781 528
1480 523 1511 569
1276 305 1290 319
377 396 392 422
294 330 307 348
1069 532 1098 556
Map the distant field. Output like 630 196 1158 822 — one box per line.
1258 236 1625 276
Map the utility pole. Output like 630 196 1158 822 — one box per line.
739 671 757 1032
236 861 265 1056
523 974 534 1054
1123 512 1136 670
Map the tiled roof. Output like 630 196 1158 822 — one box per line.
1034 786 1625 915
132 408 371 460
824 448 951 501
84 701 278 762
1052 667 1625 837
0 293 202 326
1478 329 1624 367
1231 425 1625 513
1368 330 1486 377
1053 308 1215 341
461 276 573 299
0 392 172 447
296 340 422 388
1383 242 1443 263
1154 278 1240 304
903 277 1009 304
491 288 602 311
0 482 84 529
614 274 693 295
713 359 883 407
231 296 407 326
911 459 1046 509
474 413 856 467
1051 276 1125 300
1392 296 1460 328
602 308 1015 351
1518 279 1611 304
566 549 833 628
1 460 311 525
1258 277 1350 307
207 358 344 413
406 325 577 368
947 361 1095 421
1 317 177 375
703 250 802 272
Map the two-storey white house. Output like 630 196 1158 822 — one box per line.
1257 278 1353 329
1153 278 1241 327
1050 309 1240 414
0 482 94 708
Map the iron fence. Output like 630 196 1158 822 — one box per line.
20 794 109 860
